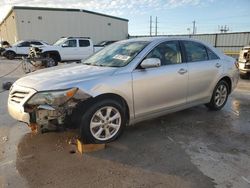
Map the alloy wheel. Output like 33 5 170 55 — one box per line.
90 106 121 141
214 84 227 107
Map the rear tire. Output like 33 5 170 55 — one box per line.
79 99 126 144
206 80 229 111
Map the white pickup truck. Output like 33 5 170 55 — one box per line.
238 46 250 79
31 37 103 65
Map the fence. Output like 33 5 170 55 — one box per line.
130 32 250 58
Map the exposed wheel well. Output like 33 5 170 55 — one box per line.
5 50 16 54
219 76 232 93
4 50 16 59
43 51 61 62
68 93 130 128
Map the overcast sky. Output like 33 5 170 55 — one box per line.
0 0 249 35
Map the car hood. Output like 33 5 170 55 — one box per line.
15 63 117 91
4 47 14 50
38 45 59 51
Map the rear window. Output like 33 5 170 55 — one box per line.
79 40 90 47
206 48 219 60
183 41 208 62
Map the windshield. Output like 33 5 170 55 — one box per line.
12 40 24 46
82 41 149 67
54 38 67 46
97 41 106 46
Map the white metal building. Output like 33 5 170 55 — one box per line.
0 6 129 44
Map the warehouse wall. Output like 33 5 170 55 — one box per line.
0 11 18 44
15 9 128 44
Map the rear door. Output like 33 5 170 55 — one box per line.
78 39 93 60
132 40 188 118
181 40 223 103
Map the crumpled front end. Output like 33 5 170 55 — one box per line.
8 84 37 124
8 83 91 131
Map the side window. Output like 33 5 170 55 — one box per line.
145 41 182 66
183 41 208 62
31 41 43 45
207 48 219 60
19 42 30 47
64 40 77 47
79 40 90 47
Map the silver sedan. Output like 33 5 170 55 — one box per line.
8 37 239 143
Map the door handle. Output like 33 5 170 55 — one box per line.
215 63 221 68
178 68 187 75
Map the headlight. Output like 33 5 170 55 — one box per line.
27 88 78 106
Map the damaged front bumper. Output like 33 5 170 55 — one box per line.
8 84 37 124
8 83 90 130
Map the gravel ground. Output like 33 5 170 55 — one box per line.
0 57 250 188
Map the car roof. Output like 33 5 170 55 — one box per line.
18 40 45 42
121 37 208 43
61 37 90 39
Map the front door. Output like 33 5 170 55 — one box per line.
60 39 79 60
16 41 31 55
132 40 188 118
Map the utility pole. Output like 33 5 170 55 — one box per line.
192 20 196 35
150 16 152 36
155 16 158 36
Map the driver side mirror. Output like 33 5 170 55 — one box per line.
140 58 161 69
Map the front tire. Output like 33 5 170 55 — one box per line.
45 57 56 67
5 51 16 60
206 80 229 111
79 99 126 144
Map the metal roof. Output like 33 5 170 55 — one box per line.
0 6 128 26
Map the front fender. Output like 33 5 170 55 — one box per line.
42 50 61 61
2 49 16 56
75 73 134 120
